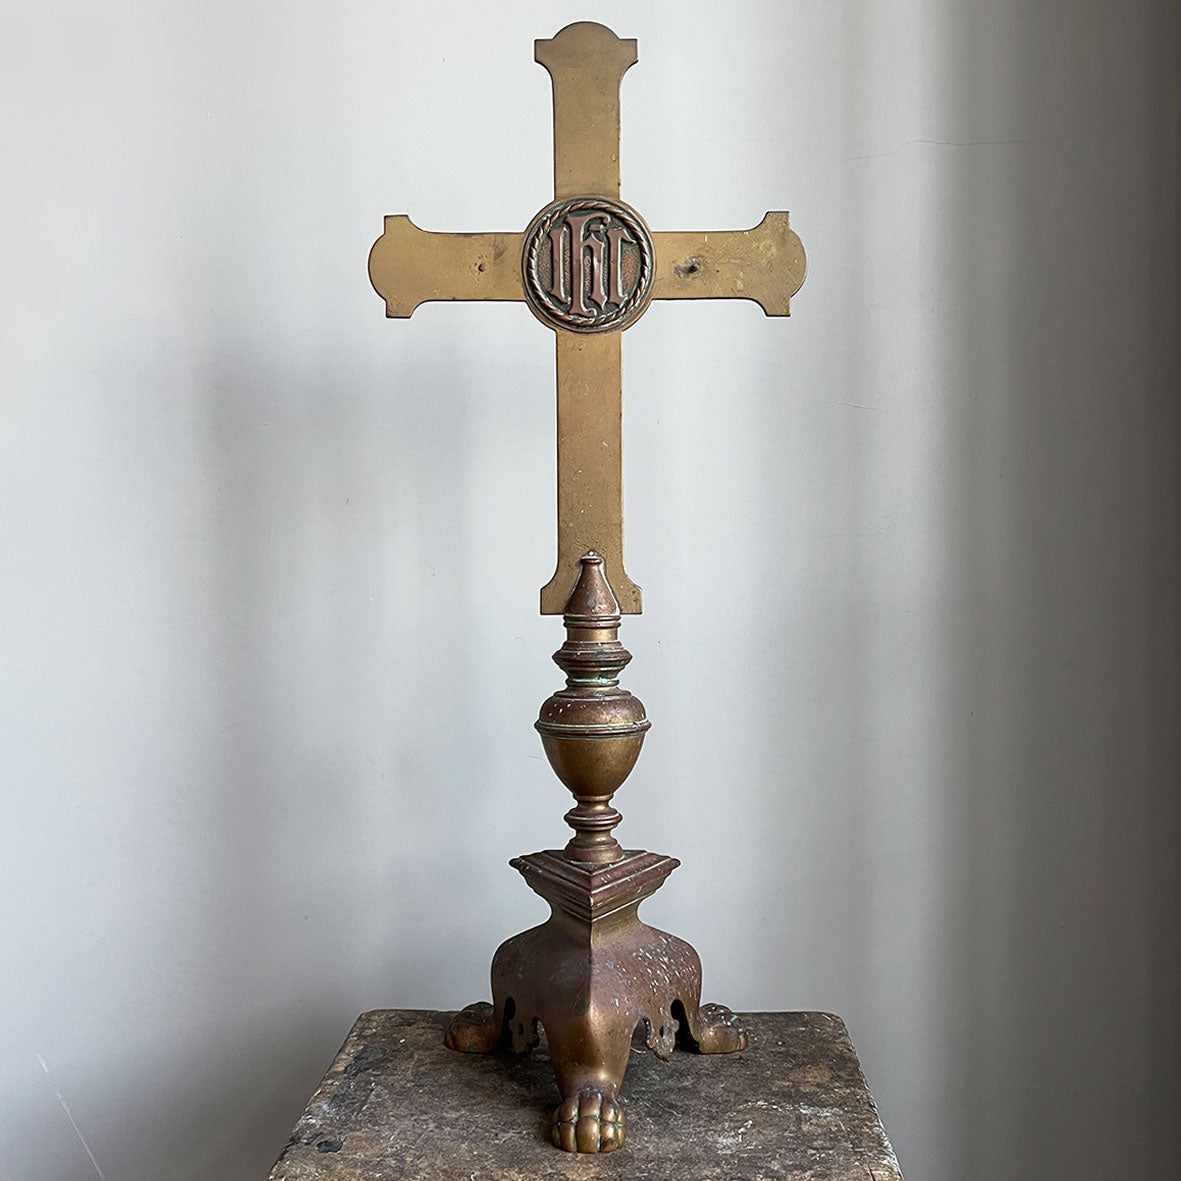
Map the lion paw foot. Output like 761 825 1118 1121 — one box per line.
443 1001 501 1054
551 1088 626 1153
694 1003 748 1053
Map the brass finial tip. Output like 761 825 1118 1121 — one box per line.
565 552 620 619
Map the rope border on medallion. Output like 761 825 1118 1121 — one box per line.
523 197 655 334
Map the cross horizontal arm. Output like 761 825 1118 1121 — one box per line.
651 212 806 316
368 216 525 318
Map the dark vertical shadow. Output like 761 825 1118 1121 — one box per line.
1144 1 1181 1175
937 7 1037 1174
807 0 875 1032
941 3 1180 1179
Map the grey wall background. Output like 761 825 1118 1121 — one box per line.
2 2 1177 1179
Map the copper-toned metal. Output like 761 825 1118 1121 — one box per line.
536 552 648 863
445 849 746 1153
522 197 655 334
370 20 807 1154
446 555 747 1152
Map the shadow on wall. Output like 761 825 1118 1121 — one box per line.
756 3 1181 1180
1145 1 1181 1171
934 4 1180 1180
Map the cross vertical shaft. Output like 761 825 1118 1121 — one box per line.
535 23 643 613
541 333 636 613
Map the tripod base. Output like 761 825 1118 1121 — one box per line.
445 849 746 1153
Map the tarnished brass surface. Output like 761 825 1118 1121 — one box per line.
541 341 641 614
534 22 635 201
367 20 807 614
368 218 524 319
368 21 808 1154
652 213 807 316
447 554 746 1152
446 848 747 1154
522 197 655 334
536 553 649 862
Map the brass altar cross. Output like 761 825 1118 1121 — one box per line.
369 22 807 1155
369 21 806 615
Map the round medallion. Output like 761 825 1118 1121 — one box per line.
522 197 655 333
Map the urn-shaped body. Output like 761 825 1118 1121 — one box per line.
536 553 650 863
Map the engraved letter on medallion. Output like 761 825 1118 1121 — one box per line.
523 196 655 333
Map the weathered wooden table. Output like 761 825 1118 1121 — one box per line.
268 1010 903 1180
